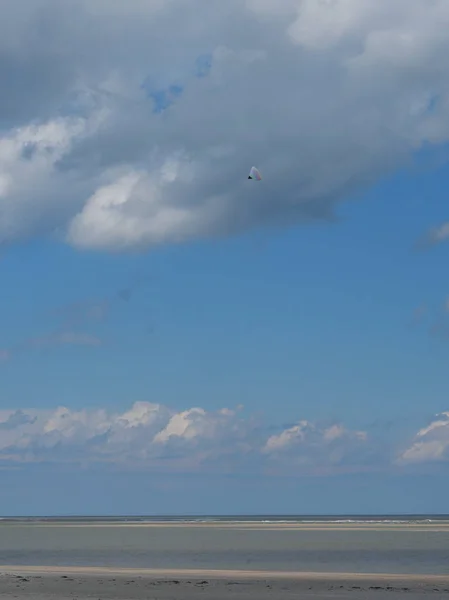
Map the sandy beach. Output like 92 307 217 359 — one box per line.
0 567 448 599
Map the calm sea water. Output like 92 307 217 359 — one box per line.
0 515 448 575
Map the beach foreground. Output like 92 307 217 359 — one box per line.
0 567 448 600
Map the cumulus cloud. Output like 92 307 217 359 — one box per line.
1 0 449 251
0 401 377 473
263 420 374 473
264 421 366 451
0 401 447 473
398 412 449 464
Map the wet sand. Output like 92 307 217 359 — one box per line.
0 567 448 600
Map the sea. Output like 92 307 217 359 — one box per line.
0 515 448 575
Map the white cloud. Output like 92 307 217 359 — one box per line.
1 402 448 472
0 112 105 243
0 0 449 250
154 408 213 444
66 162 222 250
398 412 449 464
0 402 246 467
263 419 369 469
0 402 373 473
264 421 367 452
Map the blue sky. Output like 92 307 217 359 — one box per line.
1 164 448 424
1 0 449 515
1 161 449 515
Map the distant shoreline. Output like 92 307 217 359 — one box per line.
1 520 449 531
1 514 449 520
1 513 449 524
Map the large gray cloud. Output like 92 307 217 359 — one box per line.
1 0 449 251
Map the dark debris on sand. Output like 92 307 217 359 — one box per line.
0 573 449 599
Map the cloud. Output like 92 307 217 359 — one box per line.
0 329 102 367
262 420 381 475
417 222 449 249
398 412 449 464
27 331 102 348
0 112 105 243
2 330 103 361
264 420 366 452
0 401 447 473
1 0 449 251
427 296 449 339
1 277 151 362
407 300 449 340
0 401 378 473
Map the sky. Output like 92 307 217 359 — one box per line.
1 0 449 515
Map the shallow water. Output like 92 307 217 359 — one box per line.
0 520 448 574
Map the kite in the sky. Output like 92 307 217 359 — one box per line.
248 166 262 180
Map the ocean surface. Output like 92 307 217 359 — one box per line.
0 515 448 575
